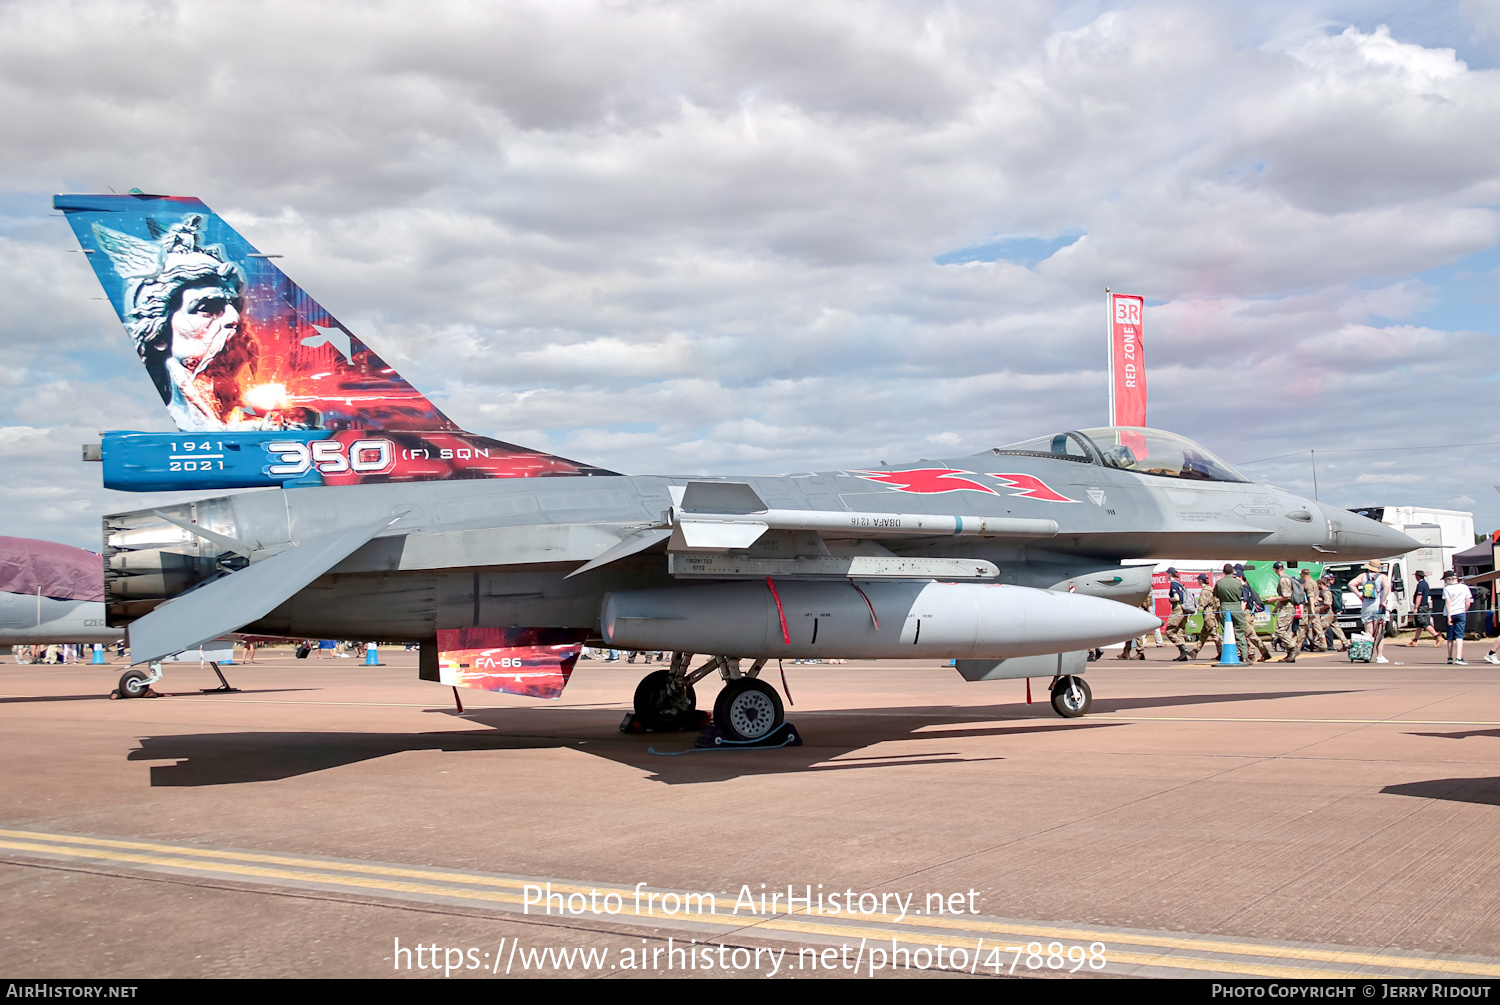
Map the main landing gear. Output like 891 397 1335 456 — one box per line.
623 653 787 742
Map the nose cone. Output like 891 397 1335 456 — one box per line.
1318 503 1420 560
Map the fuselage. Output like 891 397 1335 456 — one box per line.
101 441 1416 644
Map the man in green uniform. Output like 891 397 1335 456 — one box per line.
1213 563 1249 661
1235 564 1273 662
1270 561 1302 663
1296 568 1327 653
1188 573 1220 660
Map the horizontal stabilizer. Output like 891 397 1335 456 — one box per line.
126 515 401 664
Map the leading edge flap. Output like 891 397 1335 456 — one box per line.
436 627 593 700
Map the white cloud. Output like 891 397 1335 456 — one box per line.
0 0 1497 545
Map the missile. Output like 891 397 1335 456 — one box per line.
602 579 1161 660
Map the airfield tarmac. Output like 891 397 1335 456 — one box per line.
3 643 1500 980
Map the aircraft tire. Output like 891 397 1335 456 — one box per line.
632 669 698 732
1050 675 1092 718
714 678 784 742
118 669 151 699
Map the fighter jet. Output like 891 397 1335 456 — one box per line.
56 194 1416 734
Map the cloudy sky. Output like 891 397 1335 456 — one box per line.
1 0 1497 549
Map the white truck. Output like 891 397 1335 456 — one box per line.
1325 506 1474 635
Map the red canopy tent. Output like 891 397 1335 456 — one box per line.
0 536 105 603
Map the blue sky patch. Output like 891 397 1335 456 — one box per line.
935 230 1086 268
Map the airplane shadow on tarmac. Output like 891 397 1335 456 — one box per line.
1381 777 1500 807
128 687 1352 787
1382 728 1500 807
0 689 318 705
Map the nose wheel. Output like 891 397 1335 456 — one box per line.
1050 675 1092 718
714 678 785 741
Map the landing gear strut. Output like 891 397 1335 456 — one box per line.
1049 674 1092 718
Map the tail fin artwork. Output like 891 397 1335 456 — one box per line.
57 193 612 489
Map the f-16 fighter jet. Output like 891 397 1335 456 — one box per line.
57 194 1416 735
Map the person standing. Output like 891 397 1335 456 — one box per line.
1116 593 1154 660
1235 565 1273 663
1270 561 1302 663
1163 568 1193 661
1349 560 1393 663
1189 573 1221 660
1295 569 1326 652
1406 571 1442 647
1317 573 1350 652
1442 570 1473 665
1213 564 1252 662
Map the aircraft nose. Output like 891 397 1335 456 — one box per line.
1317 502 1419 560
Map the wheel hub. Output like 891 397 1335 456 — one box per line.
728 691 776 738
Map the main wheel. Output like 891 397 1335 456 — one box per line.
713 678 784 741
1050 675 1092 718
632 669 698 732
118 669 152 699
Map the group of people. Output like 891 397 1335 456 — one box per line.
1145 563 1336 664
1148 561 1494 666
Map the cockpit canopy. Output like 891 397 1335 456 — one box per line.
990 427 1249 483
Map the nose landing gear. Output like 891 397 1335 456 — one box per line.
1049 674 1092 717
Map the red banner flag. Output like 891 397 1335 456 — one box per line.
1108 292 1147 428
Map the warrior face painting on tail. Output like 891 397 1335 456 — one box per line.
59 194 457 433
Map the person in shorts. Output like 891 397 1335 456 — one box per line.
1442 570 1473 665
1406 571 1442 647
1349 560 1393 663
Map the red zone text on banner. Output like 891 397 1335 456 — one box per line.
436 627 593 700
1108 293 1147 430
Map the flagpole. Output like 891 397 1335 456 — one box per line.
1105 287 1114 427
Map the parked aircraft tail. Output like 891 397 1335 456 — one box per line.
56 193 612 488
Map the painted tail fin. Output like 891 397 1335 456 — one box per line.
58 193 614 487
57 192 460 433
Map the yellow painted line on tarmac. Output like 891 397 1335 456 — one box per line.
2 829 1497 978
1090 715 1500 726
0 829 586 897
729 915 1380 979
0 835 1366 980
0 836 531 910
